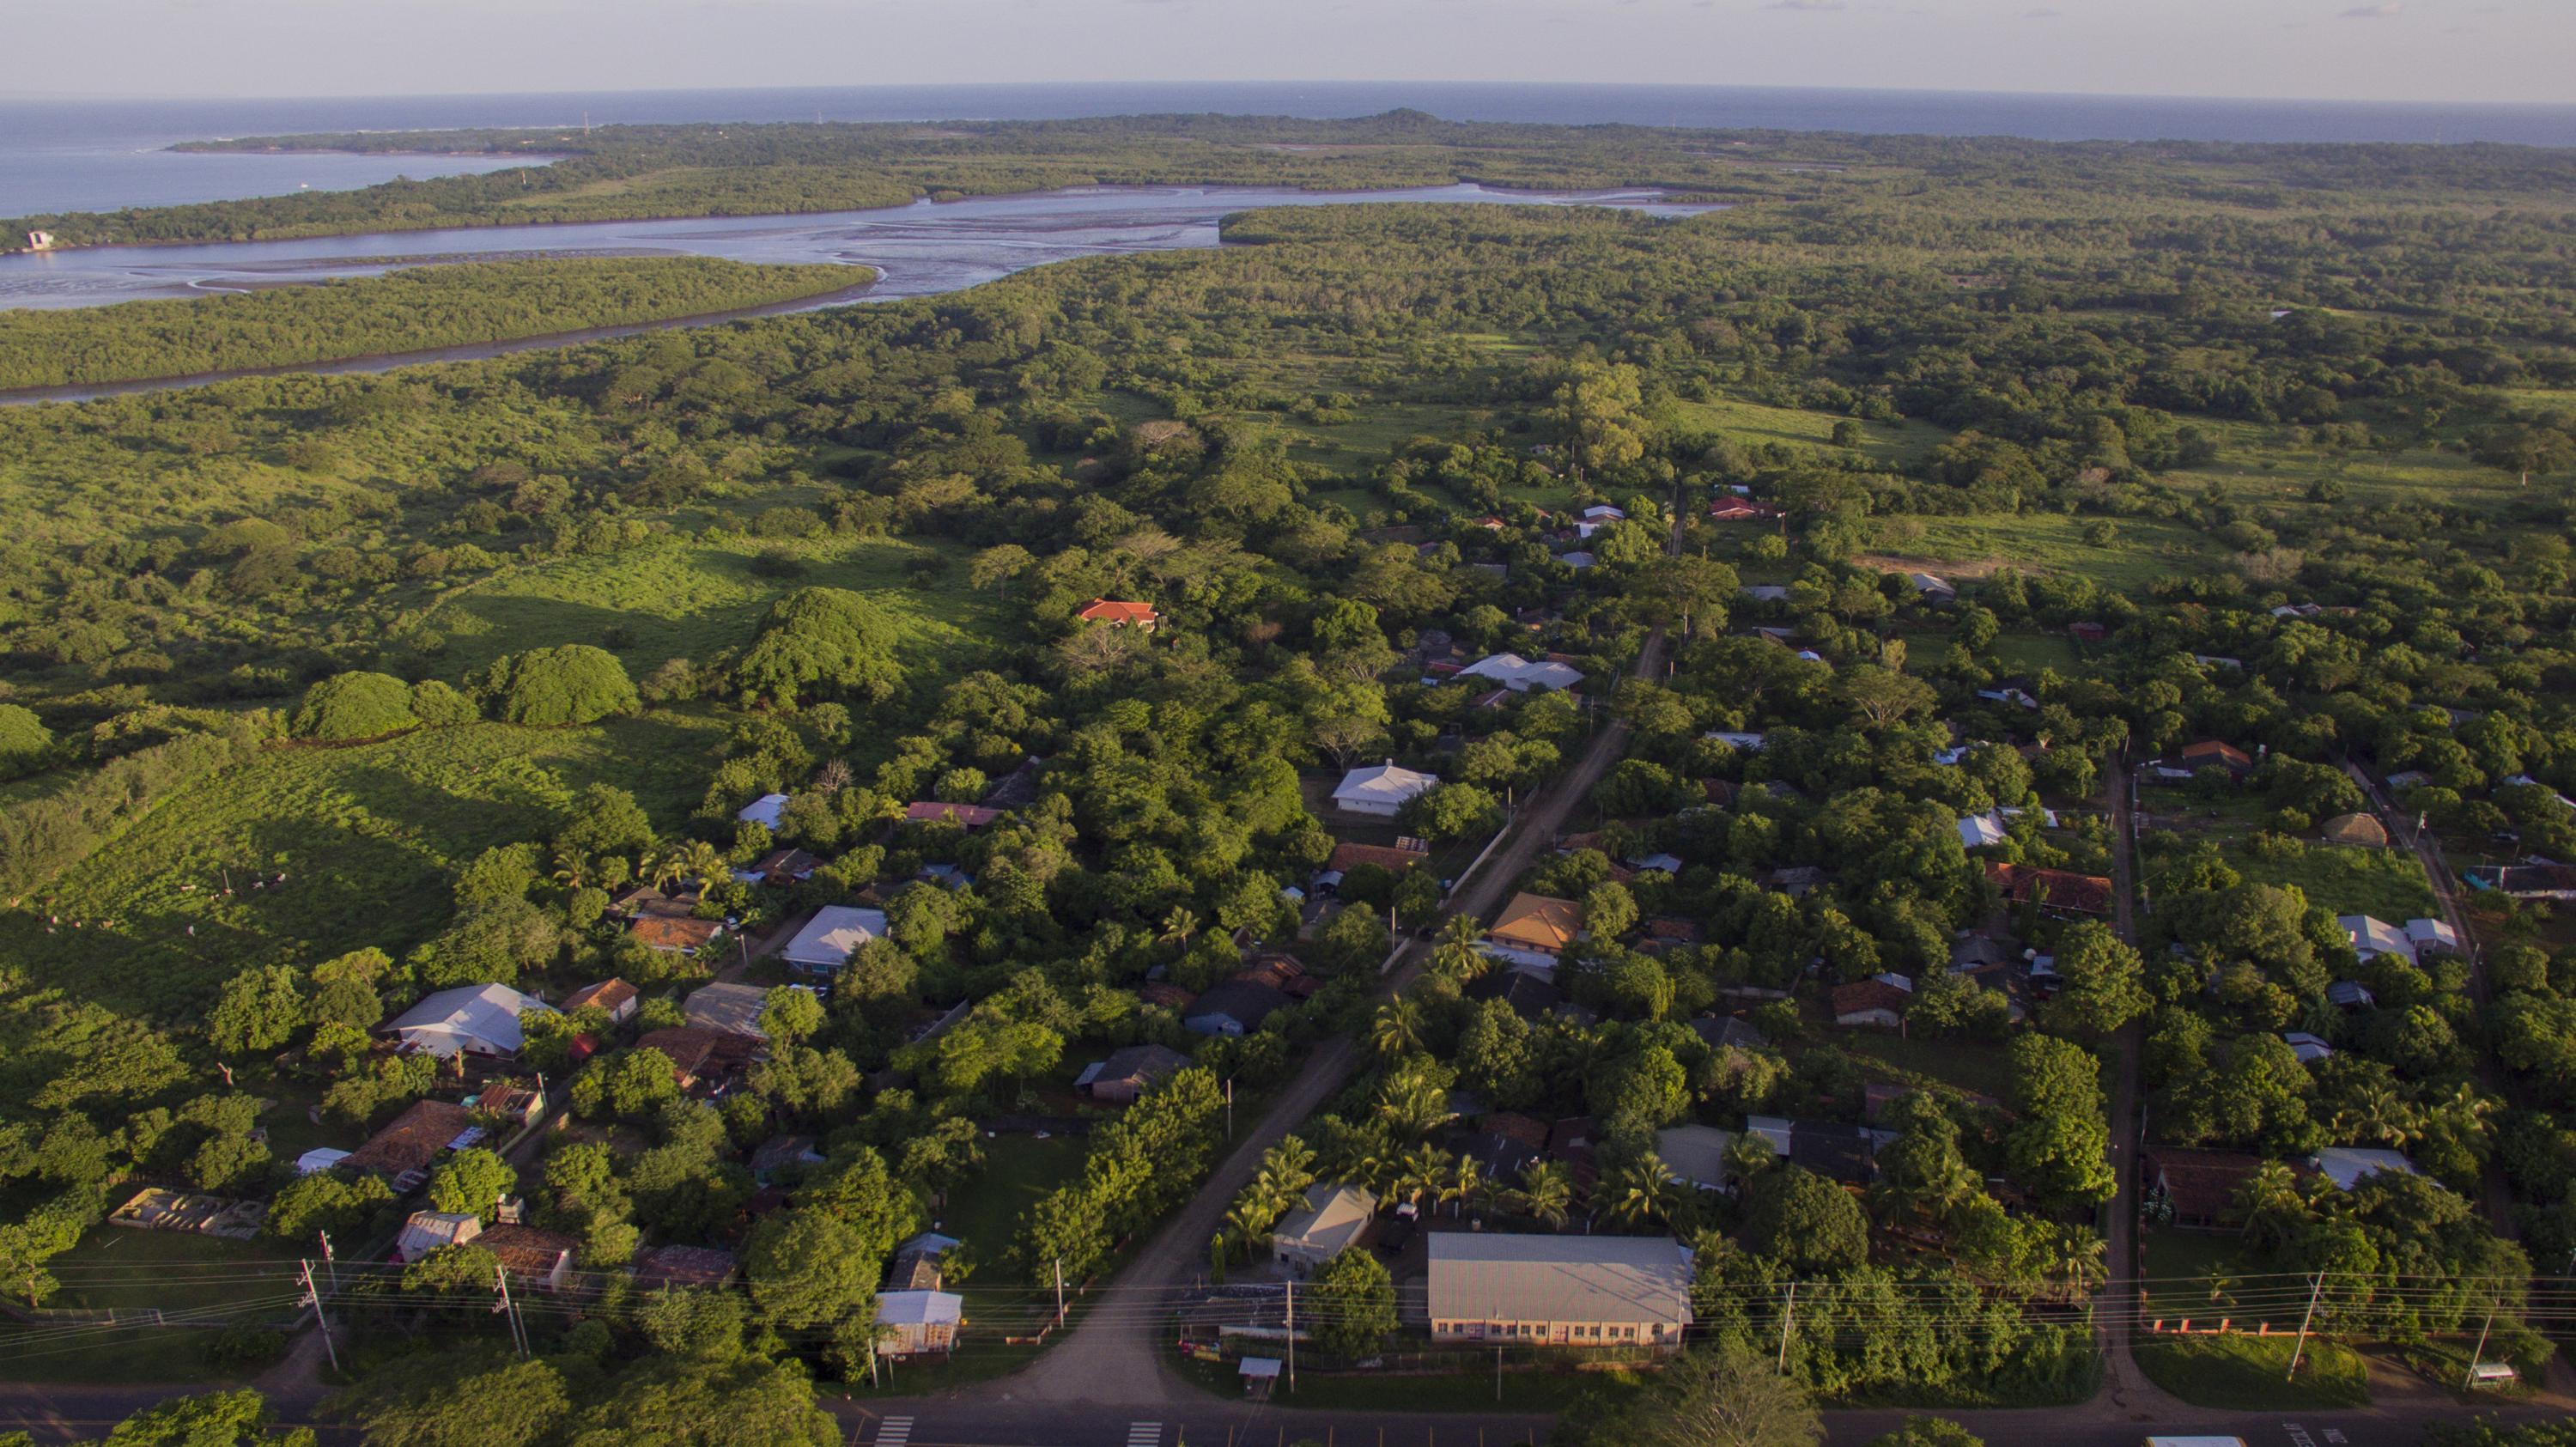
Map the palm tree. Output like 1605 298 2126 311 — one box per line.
548 842 589 891
643 846 689 893
1375 1072 1454 1140
2237 1160 2311 1253
1446 1154 1486 1220
1602 1155 1678 1231
1430 915 1491 982
1514 1159 1576 1229
1395 1145 1446 1213
674 840 727 894
2329 1082 2421 1147
1160 907 1200 951
1370 999 1425 1059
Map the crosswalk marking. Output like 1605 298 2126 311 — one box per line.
874 1417 914 1447
1126 1425 1163 1447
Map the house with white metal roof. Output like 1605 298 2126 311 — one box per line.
1426 1233 1692 1347
1459 654 1584 693
382 983 555 1059
781 905 891 975
1270 1183 1376 1273
1332 760 1438 818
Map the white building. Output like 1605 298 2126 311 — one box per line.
875 1290 963 1356
382 983 556 1059
2284 1031 2335 1065
1704 731 1767 752
781 905 892 975
1427 1233 1692 1347
1333 760 1438 817
1459 653 1584 693
394 1210 483 1264
2339 915 2415 964
2308 1147 2418 1192
2405 917 2460 955
736 793 790 830
1656 1125 1741 1191
1270 1183 1376 1274
1956 812 2009 848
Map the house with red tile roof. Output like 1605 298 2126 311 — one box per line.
1076 599 1161 630
1984 860 2115 915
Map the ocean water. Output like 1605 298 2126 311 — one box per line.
4 82 2573 218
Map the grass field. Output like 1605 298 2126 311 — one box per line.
0 711 722 1014
1172 1353 1649 1412
1667 394 1947 469
2135 1333 2370 1410
1989 631 2082 677
1876 513 2224 592
1832 1031 2019 1102
0 1228 304 1383
2223 841 2437 921
939 1134 1089 1266
410 532 1008 679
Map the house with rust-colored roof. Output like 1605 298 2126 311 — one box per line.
343 1100 480 1186
1831 976 1913 1030
904 801 1004 830
562 978 639 1023
629 915 725 955
1077 599 1161 630
1984 860 2113 915
2146 1149 2266 1230
1325 840 1431 876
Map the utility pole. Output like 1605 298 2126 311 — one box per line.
2286 1272 2324 1381
319 1230 337 1292
1054 1258 1066 1327
1495 1345 1503 1402
1226 1079 1235 1139
2464 1297 2498 1390
495 1264 528 1358
1285 1277 1295 1394
1776 1282 1795 1370
300 1259 340 1375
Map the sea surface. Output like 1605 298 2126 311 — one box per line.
5 82 2574 219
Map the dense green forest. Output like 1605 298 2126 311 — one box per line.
0 258 866 389
3 118 2576 1416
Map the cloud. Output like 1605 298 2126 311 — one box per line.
1765 0 1846 9
2338 2 2402 15
2025 5 2061 14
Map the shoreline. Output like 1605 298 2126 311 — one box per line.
0 274 879 405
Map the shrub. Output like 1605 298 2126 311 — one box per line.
289 672 419 740
485 645 638 727
0 703 53 777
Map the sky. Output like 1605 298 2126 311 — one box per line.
4 0 2571 106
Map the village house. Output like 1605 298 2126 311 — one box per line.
478 1224 580 1292
781 905 891 976
381 983 555 1060
1331 759 1439 818
561 978 639 1024
1457 653 1584 693
2339 915 2414 964
343 1099 482 1189
1427 1234 1693 1347
392 1209 483 1264
2145 1149 2266 1231
1076 1043 1193 1104
683 983 773 1046
736 793 790 831
747 847 819 885
1656 1124 1741 1191
2308 1147 2418 1191
1483 893 1585 975
904 801 1004 830
1183 976 1291 1037
1270 1183 1376 1274
876 1290 964 1356
1984 860 2114 915
1831 975 1913 1031
632 1245 739 1292
1076 598 1162 631
629 914 726 956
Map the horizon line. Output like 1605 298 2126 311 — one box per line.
5 78 2576 113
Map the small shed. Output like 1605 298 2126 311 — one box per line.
1239 1356 1283 1399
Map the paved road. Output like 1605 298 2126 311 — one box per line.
2094 752 2155 1412
996 625 1671 1418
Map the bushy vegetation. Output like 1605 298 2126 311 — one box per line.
0 258 864 389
